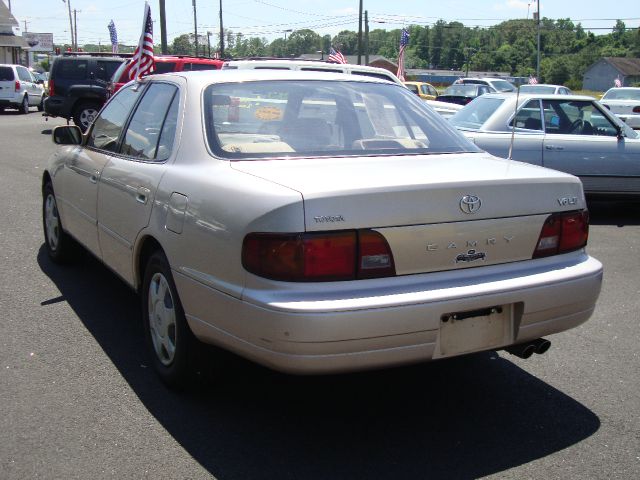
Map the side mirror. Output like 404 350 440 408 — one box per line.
52 125 83 145
36 79 44 85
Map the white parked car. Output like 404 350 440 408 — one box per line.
518 84 573 95
0 63 45 113
600 87 640 129
43 70 602 387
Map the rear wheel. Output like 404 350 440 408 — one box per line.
73 102 100 132
142 250 197 389
42 182 76 263
20 95 29 114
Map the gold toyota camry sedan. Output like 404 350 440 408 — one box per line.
42 69 603 388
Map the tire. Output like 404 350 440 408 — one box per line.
142 250 197 389
73 102 101 132
37 95 44 112
20 95 29 114
42 182 76 263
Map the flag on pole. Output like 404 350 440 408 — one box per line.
396 28 410 82
122 2 155 81
108 20 118 54
327 47 347 64
528 75 538 85
614 77 622 88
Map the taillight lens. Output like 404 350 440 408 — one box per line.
48 79 54 96
242 230 395 281
533 210 589 258
15 80 20 92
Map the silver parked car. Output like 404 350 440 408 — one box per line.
517 84 572 95
449 93 640 197
42 70 602 387
600 87 640 130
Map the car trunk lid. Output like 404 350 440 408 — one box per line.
231 152 585 274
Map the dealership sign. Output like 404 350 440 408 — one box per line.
22 33 54 52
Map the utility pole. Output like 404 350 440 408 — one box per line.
364 10 369 65
73 9 79 51
357 0 363 65
192 0 198 56
207 31 212 57
219 0 224 58
63 0 74 51
159 0 168 54
536 0 540 79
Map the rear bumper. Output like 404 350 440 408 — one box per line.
43 96 71 118
176 252 603 374
0 98 19 107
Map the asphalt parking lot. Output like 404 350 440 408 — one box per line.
1 108 639 479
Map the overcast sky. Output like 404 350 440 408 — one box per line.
7 0 640 47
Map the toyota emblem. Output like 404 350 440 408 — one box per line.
460 195 482 214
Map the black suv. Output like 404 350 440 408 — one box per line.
44 55 125 130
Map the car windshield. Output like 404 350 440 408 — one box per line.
491 80 516 92
442 84 480 96
449 97 506 129
602 88 640 101
519 85 557 94
204 80 479 159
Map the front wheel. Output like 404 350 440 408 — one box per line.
142 251 196 388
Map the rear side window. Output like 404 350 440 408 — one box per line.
154 62 177 74
351 71 395 82
185 62 220 71
88 84 143 152
96 61 122 81
57 60 88 80
0 66 14 81
16 66 32 82
120 83 178 161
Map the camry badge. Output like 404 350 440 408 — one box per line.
460 195 482 214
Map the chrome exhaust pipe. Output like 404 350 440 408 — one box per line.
505 342 536 359
532 338 551 355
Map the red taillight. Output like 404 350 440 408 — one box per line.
633 106 640 113
242 230 395 281
48 79 55 96
14 80 20 92
533 210 589 258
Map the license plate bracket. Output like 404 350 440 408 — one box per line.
436 304 512 357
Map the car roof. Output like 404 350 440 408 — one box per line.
146 68 403 87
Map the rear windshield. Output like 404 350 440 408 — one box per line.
0 66 14 81
491 80 516 92
519 85 557 94
56 59 88 79
186 62 221 71
449 97 506 129
602 88 640 101
204 79 479 159
154 62 177 74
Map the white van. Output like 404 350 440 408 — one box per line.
222 59 403 85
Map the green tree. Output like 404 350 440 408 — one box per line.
171 34 193 55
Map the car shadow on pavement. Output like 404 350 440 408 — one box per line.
38 245 600 480
587 199 640 227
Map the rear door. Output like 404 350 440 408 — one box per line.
97 81 180 284
0 66 15 102
16 66 40 105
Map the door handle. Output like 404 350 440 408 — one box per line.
545 145 564 151
89 174 98 184
136 186 151 204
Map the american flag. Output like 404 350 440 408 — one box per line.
396 28 409 82
122 2 155 81
108 20 118 54
528 75 538 85
614 77 622 88
327 47 347 64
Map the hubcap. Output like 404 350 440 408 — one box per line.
44 194 60 251
148 272 177 366
79 108 98 129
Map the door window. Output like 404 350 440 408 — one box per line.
96 61 122 81
543 99 617 136
120 83 178 161
87 84 143 152
511 99 543 131
16 66 32 82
